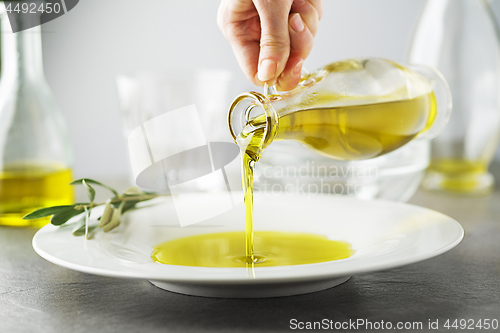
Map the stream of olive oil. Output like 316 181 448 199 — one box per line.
0 163 74 227
151 92 436 268
237 123 266 264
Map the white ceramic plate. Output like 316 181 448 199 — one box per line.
33 193 464 298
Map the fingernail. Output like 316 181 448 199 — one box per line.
258 59 277 82
294 60 304 76
290 13 305 32
294 0 306 5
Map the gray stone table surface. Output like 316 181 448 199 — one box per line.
1 169 500 333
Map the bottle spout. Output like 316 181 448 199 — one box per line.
227 90 278 149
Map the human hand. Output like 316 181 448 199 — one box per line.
217 0 323 91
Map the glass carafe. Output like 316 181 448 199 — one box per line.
408 0 500 195
0 9 74 227
228 58 451 162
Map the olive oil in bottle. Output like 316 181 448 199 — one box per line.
425 158 491 194
274 92 437 160
0 12 74 227
0 164 73 227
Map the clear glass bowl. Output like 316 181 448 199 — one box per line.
255 139 429 202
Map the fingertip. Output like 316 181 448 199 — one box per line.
276 75 301 92
276 57 304 91
291 0 306 9
290 0 321 36
258 59 278 83
293 59 304 77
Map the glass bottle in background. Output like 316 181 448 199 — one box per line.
408 0 500 195
0 10 73 227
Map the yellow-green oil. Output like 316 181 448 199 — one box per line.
151 231 353 268
274 92 437 160
0 163 74 227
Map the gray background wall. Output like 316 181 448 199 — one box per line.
38 0 500 180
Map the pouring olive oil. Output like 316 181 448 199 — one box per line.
151 115 356 268
233 91 436 263
152 59 450 268
151 93 436 268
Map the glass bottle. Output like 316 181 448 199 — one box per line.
408 0 500 195
228 58 451 162
0 10 73 227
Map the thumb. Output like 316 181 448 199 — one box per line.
254 0 293 84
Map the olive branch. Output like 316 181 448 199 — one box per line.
23 178 160 239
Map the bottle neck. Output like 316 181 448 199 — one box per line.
228 91 278 149
1 14 44 81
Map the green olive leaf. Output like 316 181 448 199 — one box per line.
121 195 158 214
99 200 114 227
71 178 119 198
84 206 96 239
121 200 140 214
51 209 85 226
24 177 162 236
72 213 98 237
73 224 98 237
123 187 142 196
23 205 79 220
82 179 96 203
72 207 94 237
